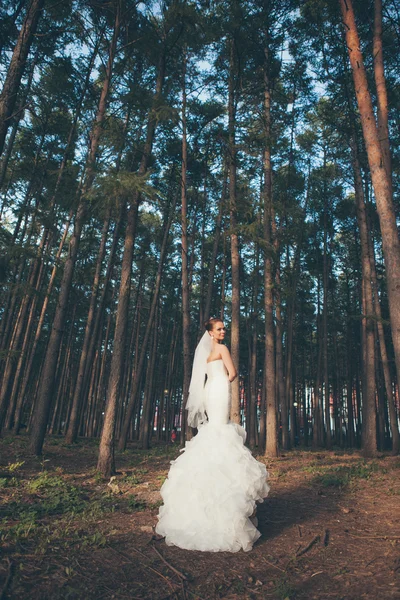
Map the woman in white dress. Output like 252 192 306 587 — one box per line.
155 318 269 552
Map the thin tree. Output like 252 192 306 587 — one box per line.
263 42 278 458
350 134 377 457
181 46 191 441
228 35 240 424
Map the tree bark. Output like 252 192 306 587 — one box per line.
367 228 400 453
350 135 377 457
180 47 191 442
346 275 355 448
228 36 240 424
204 162 227 322
139 307 159 449
0 0 45 156
249 233 261 449
322 152 332 449
263 46 278 458
0 49 38 191
373 0 392 195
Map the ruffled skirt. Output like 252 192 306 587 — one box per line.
156 417 269 552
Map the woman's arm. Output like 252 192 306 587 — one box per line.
220 345 237 382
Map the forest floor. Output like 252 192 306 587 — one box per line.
1 436 400 600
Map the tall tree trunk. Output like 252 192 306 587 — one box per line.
29 5 120 455
0 0 45 156
0 1 26 57
275 267 286 446
0 49 38 191
180 47 191 442
346 276 355 447
4 251 46 430
117 200 174 453
83 206 124 397
249 236 260 449
97 46 166 476
220 234 227 321
350 135 377 457
228 37 240 424
204 162 227 322
65 213 110 444
367 229 400 453
0 131 46 352
66 103 129 445
0 189 44 427
322 154 332 449
12 210 73 434
313 308 323 448
340 0 400 395
139 307 159 449
263 46 278 458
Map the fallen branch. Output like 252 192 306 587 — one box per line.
181 579 187 600
0 559 14 600
262 557 285 573
151 544 187 580
296 535 320 557
345 531 400 540
323 529 330 547
107 545 177 592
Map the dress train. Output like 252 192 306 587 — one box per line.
156 359 269 552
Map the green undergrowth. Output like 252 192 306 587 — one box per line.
0 463 131 553
310 460 386 488
0 450 165 555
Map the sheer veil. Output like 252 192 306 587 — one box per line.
185 331 213 428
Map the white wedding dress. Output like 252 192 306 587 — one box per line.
156 359 269 552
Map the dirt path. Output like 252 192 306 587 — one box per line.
1 436 400 599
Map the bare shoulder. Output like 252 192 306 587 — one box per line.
219 344 231 356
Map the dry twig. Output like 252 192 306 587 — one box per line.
296 535 321 557
107 545 177 593
151 544 187 580
0 559 14 600
262 557 285 573
298 525 302 538
345 531 400 540
323 529 330 546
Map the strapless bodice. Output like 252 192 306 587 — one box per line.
206 359 228 380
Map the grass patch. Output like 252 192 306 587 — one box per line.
274 574 295 599
127 495 147 511
0 467 122 551
312 460 384 488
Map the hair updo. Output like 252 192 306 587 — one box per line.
204 317 223 332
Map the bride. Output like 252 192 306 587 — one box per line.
155 317 269 552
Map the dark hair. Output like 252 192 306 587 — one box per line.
204 317 224 332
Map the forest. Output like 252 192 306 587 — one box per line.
1 0 400 477
2 1 400 598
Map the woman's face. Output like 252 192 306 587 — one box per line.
212 321 226 343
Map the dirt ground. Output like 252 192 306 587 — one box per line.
1 435 400 600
